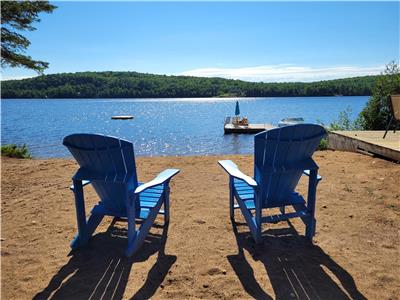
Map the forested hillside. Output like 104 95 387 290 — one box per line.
1 71 379 98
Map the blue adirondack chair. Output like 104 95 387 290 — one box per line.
63 133 179 257
219 124 326 243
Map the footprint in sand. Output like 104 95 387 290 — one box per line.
194 219 206 224
206 267 226 276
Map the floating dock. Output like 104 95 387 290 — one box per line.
224 117 275 134
328 130 400 162
111 115 134 120
224 123 275 134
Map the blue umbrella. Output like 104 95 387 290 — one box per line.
235 101 240 116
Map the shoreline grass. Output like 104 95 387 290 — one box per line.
1 144 32 159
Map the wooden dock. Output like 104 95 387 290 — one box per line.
111 115 134 120
328 130 400 162
224 123 275 134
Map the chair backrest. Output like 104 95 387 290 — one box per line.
63 134 138 214
390 95 400 121
254 124 326 208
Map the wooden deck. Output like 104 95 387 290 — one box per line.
328 130 400 162
224 123 275 134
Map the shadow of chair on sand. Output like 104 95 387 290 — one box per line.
33 218 176 300
227 220 367 300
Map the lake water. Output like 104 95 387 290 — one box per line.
1 96 368 158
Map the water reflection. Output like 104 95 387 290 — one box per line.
1 96 368 158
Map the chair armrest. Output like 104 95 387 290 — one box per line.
134 169 180 194
303 170 322 181
218 160 257 187
70 180 91 191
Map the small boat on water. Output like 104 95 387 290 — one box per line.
111 115 134 120
278 117 304 127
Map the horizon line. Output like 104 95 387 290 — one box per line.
1 63 387 83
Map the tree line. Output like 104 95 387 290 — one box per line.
1 71 380 99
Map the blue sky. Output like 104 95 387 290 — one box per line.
1 1 399 82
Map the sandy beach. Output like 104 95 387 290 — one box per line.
1 150 399 299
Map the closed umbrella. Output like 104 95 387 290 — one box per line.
235 101 240 116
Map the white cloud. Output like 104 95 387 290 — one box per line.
0 74 37 81
179 64 384 82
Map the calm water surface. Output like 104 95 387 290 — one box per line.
1 96 368 158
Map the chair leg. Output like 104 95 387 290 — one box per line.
164 185 170 223
255 224 262 244
71 213 104 249
394 120 399 133
383 117 393 138
235 196 261 243
229 177 235 219
126 194 137 247
306 169 318 242
125 196 164 257
255 199 262 244
86 214 104 239
305 217 316 242
72 179 88 249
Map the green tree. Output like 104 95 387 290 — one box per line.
1 0 56 73
1 71 381 99
357 61 400 130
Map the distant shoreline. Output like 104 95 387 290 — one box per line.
1 95 371 100
1 71 378 99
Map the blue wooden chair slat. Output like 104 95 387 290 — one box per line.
235 190 254 199
243 200 256 210
237 193 254 200
140 201 159 209
219 124 326 243
64 133 179 257
236 189 254 195
140 192 162 199
139 196 162 202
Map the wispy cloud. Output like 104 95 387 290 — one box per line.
0 74 37 81
179 64 384 82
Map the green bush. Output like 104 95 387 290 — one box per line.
327 106 363 131
356 61 400 130
316 107 359 151
317 138 329 150
1 144 32 158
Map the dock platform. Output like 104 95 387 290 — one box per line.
111 115 134 120
328 130 400 162
224 123 275 134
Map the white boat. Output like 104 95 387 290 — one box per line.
278 117 304 127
